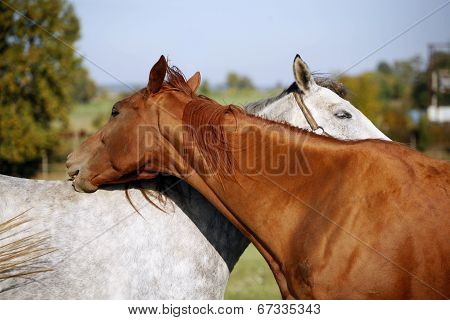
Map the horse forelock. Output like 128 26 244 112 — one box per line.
161 66 195 97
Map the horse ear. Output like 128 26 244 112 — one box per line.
187 72 201 93
293 54 316 93
147 55 168 94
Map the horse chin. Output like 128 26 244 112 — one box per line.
72 176 99 193
136 171 159 180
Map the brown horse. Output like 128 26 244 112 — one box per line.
66 56 450 299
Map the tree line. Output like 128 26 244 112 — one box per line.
0 0 95 176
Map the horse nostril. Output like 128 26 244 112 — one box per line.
68 169 80 178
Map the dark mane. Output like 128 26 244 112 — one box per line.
315 76 347 98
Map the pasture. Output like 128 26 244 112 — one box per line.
35 87 283 300
225 244 280 299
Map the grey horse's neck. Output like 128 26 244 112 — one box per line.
245 82 298 114
122 176 250 271
245 76 347 115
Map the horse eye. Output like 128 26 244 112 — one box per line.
335 111 352 119
111 106 119 117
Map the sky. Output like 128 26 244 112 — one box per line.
71 0 450 88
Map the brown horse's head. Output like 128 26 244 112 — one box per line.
66 56 201 192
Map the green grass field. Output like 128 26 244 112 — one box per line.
225 244 281 299
70 100 113 132
37 88 283 299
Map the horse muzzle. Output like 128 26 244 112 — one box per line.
71 172 99 193
66 157 99 193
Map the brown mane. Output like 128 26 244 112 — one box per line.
182 98 242 179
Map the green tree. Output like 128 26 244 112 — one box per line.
226 72 254 90
411 71 428 110
416 114 431 151
226 72 240 89
72 67 97 103
377 61 392 74
0 0 91 176
342 56 428 142
340 72 384 126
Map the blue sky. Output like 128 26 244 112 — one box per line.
71 0 450 88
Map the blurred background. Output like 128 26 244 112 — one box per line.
0 0 449 299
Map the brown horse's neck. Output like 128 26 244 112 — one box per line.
157 99 352 299
174 100 350 221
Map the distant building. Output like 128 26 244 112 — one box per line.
427 105 450 123
427 43 450 123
